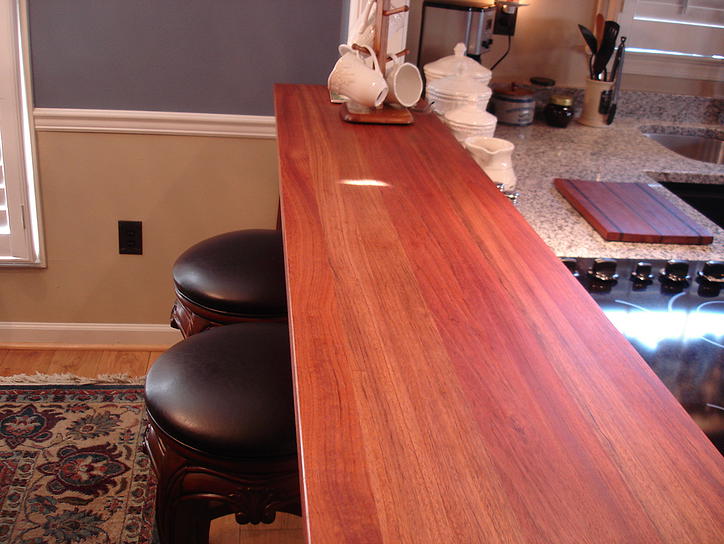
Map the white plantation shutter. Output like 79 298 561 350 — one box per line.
0 141 28 261
0 142 7 236
0 109 27 260
634 0 724 23
0 0 41 265
620 0 724 80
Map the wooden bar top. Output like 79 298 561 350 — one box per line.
274 84 723 543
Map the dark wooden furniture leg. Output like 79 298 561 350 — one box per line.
146 422 300 544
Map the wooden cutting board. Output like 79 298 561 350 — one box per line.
554 178 713 244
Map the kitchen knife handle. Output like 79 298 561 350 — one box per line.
599 90 612 114
606 103 617 125
606 37 626 124
609 36 626 82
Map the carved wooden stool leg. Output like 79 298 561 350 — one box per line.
156 497 211 544
147 424 215 544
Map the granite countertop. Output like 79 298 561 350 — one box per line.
493 117 724 261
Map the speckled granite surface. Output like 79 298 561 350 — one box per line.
491 117 724 261
616 91 722 124
526 87 723 125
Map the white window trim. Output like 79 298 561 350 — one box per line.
0 0 43 266
623 48 724 81
619 0 724 82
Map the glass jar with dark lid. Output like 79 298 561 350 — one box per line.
529 77 555 118
544 94 574 128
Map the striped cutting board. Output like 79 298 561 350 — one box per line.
554 178 713 245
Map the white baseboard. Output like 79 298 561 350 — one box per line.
33 108 277 139
0 322 182 346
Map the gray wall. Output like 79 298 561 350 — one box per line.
28 0 345 115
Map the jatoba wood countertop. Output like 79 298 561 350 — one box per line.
274 84 723 543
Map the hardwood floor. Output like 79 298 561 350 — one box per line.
0 346 305 544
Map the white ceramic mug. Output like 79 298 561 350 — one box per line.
328 45 388 109
385 58 423 108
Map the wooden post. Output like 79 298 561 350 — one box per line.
373 0 391 75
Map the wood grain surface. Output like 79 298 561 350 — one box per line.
554 178 714 244
274 84 724 543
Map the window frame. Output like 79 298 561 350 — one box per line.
0 0 43 266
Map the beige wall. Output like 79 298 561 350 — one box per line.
0 131 279 324
408 0 722 97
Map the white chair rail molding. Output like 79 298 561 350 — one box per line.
32 109 277 140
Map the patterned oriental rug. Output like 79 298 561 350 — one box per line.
0 376 156 544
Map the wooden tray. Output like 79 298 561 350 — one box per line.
340 103 414 124
554 178 713 245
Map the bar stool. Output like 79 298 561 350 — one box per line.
144 322 300 544
170 229 287 337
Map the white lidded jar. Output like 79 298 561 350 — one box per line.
426 67 492 116
423 43 492 86
443 103 497 143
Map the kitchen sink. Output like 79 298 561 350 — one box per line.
659 181 724 228
642 132 724 164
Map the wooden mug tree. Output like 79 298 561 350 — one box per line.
343 0 414 124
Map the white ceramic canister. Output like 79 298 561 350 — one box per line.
423 42 492 86
426 71 492 116
443 104 497 142
491 85 535 126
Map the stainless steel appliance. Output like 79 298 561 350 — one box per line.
563 257 724 453
417 1 496 64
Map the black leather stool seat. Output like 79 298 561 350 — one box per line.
173 229 287 319
145 322 296 458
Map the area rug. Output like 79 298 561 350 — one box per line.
0 376 156 544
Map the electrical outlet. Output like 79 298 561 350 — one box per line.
118 220 142 255
493 5 518 36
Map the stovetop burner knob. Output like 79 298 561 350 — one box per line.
698 261 724 285
561 258 579 277
588 258 618 282
631 262 653 283
660 260 690 284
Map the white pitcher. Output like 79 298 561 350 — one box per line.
463 136 517 193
